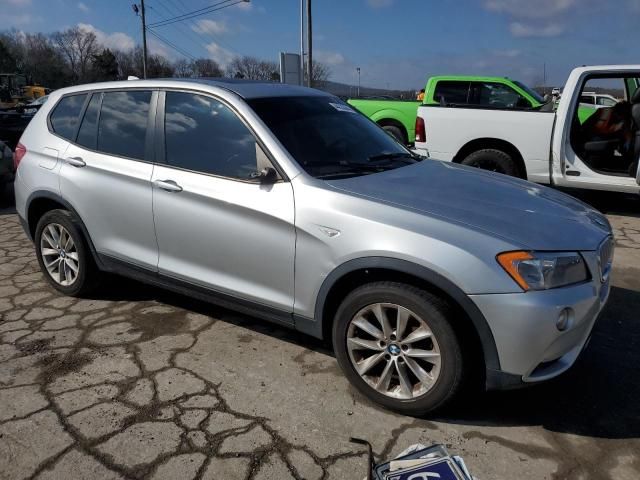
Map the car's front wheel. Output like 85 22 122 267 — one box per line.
35 209 100 296
333 282 464 414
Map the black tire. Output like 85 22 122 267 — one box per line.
332 282 464 415
382 125 406 145
461 149 519 177
34 209 101 296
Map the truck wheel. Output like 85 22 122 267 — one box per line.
382 125 406 144
461 149 519 177
332 282 464 415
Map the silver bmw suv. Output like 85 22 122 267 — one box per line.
14 79 613 414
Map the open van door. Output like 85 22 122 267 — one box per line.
552 66 640 194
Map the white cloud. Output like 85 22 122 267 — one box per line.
77 2 89 12
316 50 345 66
205 42 235 67
484 0 576 19
78 23 135 51
367 0 394 7
493 49 521 58
235 1 264 13
192 19 228 35
510 22 564 37
147 37 175 60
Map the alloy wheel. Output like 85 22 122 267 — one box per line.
40 223 80 286
346 303 441 400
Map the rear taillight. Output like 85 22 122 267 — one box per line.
415 116 426 143
14 142 26 171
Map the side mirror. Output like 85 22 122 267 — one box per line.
251 166 278 184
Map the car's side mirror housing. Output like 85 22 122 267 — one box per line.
251 166 278 184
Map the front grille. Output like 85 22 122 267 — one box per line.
598 236 614 283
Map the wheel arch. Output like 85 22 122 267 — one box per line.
453 138 527 179
25 190 102 267
307 257 501 374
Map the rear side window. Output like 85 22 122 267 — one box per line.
433 81 470 105
471 82 528 108
77 93 101 149
50 94 87 140
580 95 595 104
97 91 152 160
164 91 261 180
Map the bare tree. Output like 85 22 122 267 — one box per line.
173 58 193 78
191 58 223 77
306 60 331 88
226 56 278 81
52 26 98 83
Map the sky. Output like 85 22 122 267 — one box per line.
2 0 639 90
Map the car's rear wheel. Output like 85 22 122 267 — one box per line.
35 209 100 296
333 282 464 414
461 149 519 177
382 125 406 145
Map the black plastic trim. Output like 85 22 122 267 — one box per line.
98 254 295 328
24 190 104 269
312 257 501 372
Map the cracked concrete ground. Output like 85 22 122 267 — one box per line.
1 190 639 480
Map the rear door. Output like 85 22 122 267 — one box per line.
60 89 158 269
151 90 295 315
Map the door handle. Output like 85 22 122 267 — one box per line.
66 156 86 168
153 179 183 192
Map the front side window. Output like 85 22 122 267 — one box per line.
249 96 418 179
164 91 262 180
50 94 87 140
433 81 470 105
597 96 617 107
472 82 528 108
97 91 151 160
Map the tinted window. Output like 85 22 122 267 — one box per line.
433 81 470 105
513 81 545 103
580 95 595 104
249 96 415 179
97 91 151 160
473 82 527 108
50 94 87 140
77 93 101 149
597 96 616 106
164 91 261 180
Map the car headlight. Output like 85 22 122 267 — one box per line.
497 251 588 291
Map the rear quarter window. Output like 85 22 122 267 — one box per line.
433 81 470 105
49 94 88 141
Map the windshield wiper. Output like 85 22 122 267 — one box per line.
367 152 421 163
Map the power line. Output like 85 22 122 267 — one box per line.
147 0 211 57
146 28 197 60
148 0 246 28
154 0 244 57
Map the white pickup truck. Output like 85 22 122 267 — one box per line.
414 65 640 194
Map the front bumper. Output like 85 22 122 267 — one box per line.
471 255 610 388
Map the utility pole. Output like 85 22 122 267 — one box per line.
357 67 361 97
133 1 149 78
543 62 546 94
141 0 148 78
300 0 304 86
306 0 312 87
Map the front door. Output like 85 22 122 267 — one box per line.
151 90 296 316
558 72 640 193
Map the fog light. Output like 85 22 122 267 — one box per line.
556 308 573 331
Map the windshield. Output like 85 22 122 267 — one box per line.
248 96 417 179
513 81 545 104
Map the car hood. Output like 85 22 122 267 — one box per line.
326 160 611 251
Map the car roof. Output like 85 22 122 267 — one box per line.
427 75 519 83
51 78 330 100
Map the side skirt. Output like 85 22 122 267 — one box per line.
98 254 296 330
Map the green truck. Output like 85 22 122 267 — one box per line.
348 75 595 144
